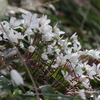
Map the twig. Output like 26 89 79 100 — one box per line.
0 22 40 100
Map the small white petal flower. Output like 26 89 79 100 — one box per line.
80 75 90 88
71 33 81 50
6 29 24 43
22 13 37 28
38 24 52 35
68 52 79 65
39 15 50 25
10 17 21 29
53 24 65 39
71 33 79 44
51 64 58 68
19 42 24 48
58 38 71 50
41 53 48 60
42 33 53 41
28 46 35 52
61 70 72 81
56 53 66 66
78 89 86 99
82 82 89 88
85 64 96 79
74 65 83 75
10 69 24 85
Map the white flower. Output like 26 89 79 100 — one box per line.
22 13 38 28
74 65 83 76
22 13 39 36
61 70 73 85
61 70 72 81
85 64 96 79
51 64 58 68
47 45 54 54
88 50 100 59
80 75 90 88
82 82 90 89
41 53 48 60
28 46 35 52
19 42 24 48
91 63 99 75
58 38 71 50
30 19 39 30
38 24 52 35
42 33 53 41
7 30 24 43
24 27 34 35
71 33 81 50
67 52 79 65
72 43 81 51
81 49 100 60
53 24 65 39
8 30 18 43
71 33 79 45
47 45 61 55
87 70 96 79
39 15 50 25
78 89 86 99
9 17 21 29
10 69 24 85
56 53 66 66
2 27 24 43
15 31 24 40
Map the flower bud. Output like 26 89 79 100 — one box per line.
41 53 48 60
10 69 24 85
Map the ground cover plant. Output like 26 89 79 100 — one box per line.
0 12 100 100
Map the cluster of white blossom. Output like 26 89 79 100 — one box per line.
0 13 100 92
